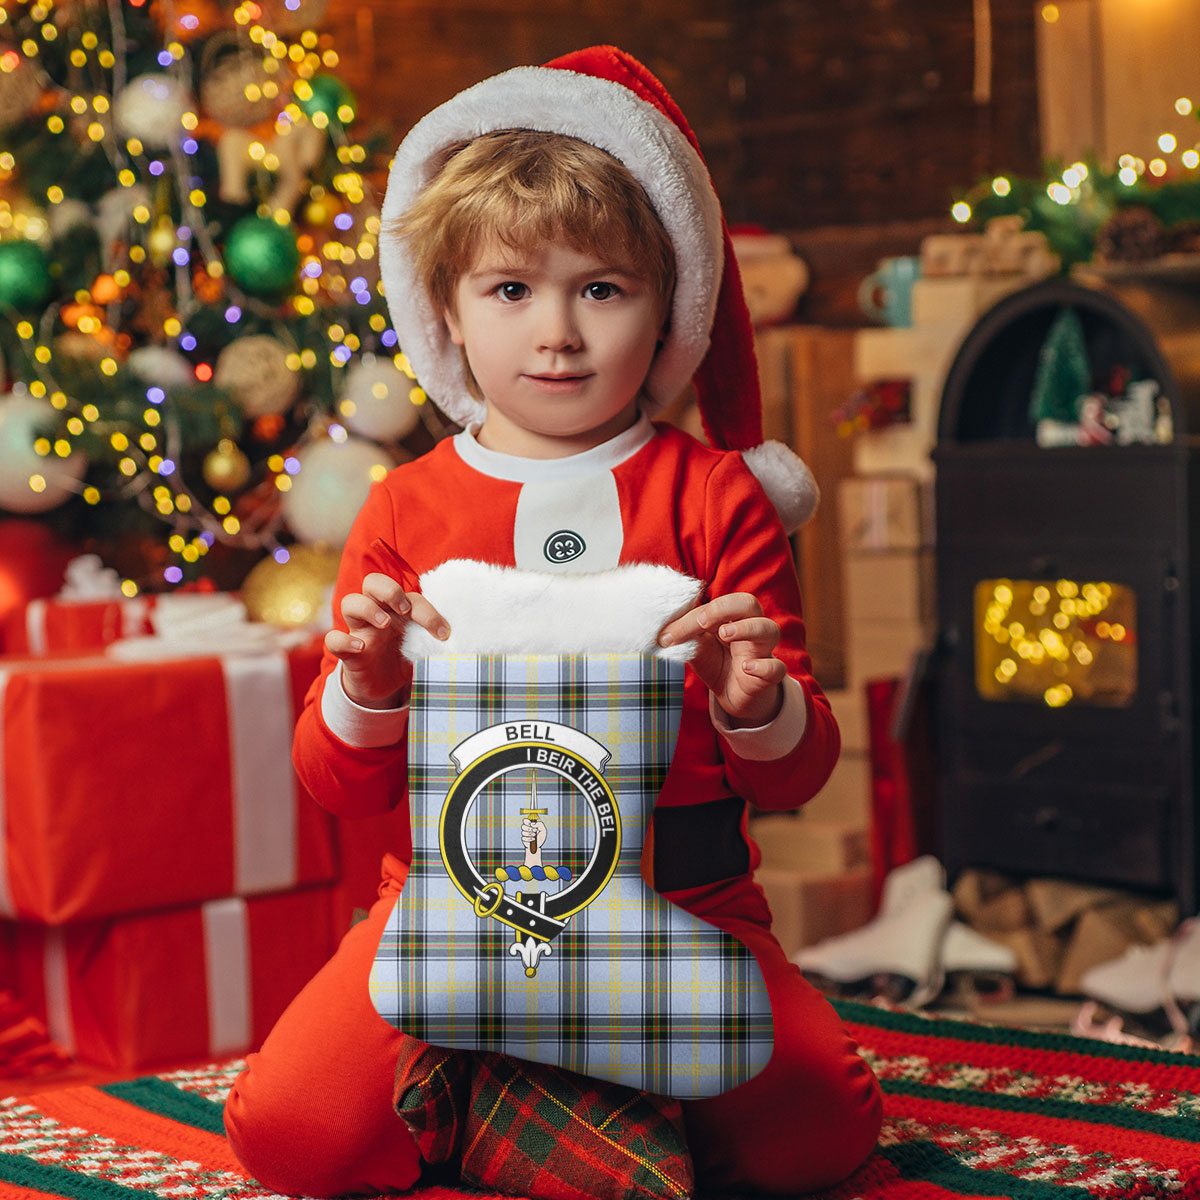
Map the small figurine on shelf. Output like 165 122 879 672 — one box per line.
831 379 912 437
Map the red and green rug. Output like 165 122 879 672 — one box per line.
2 998 1200 1200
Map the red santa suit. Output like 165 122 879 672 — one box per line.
224 44 881 1199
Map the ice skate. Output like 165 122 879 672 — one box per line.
940 921 1017 1005
1077 917 1200 1048
793 856 954 1008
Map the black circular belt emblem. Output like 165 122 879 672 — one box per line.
439 739 620 947
544 530 586 563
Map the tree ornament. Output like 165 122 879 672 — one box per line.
96 184 152 269
113 74 192 148
281 434 392 545
200 42 278 127
0 240 53 310
214 333 301 417
338 354 422 442
303 196 334 228
48 199 95 240
241 542 340 628
295 74 355 128
0 53 44 131
128 345 195 387
0 389 87 514
1095 206 1167 263
202 437 252 491
224 215 301 295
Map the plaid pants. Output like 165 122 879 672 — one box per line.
371 654 772 1098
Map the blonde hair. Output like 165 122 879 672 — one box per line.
392 129 676 326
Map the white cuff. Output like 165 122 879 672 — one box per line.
320 661 409 748
710 675 808 762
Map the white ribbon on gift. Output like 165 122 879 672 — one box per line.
22 595 152 655
202 896 253 1055
221 653 299 896
40 896 253 1059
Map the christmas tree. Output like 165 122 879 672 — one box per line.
0 0 440 595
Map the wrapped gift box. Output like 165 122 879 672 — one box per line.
4 596 155 655
0 641 337 923
12 886 338 1071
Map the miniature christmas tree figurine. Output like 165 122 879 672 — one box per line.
0 0 435 592
1030 307 1096 445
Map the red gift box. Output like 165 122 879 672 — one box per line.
4 597 156 655
12 886 339 1071
0 642 337 923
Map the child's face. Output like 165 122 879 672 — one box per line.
443 238 663 457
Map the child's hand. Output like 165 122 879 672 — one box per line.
658 592 786 727
324 572 449 709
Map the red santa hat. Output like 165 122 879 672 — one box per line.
379 45 818 530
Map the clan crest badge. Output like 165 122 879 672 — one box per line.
440 721 620 976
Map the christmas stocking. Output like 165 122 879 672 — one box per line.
370 563 773 1099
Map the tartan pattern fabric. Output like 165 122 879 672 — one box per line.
371 654 772 1099
393 1037 694 1200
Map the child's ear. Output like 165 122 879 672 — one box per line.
443 307 464 347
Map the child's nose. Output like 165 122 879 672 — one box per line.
536 298 581 352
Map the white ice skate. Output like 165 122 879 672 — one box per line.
1077 917 1200 1048
793 856 954 1007
940 920 1018 1004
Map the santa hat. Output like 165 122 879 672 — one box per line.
378 45 818 531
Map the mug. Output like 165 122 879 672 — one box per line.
858 255 922 326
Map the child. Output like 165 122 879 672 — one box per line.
224 45 882 1197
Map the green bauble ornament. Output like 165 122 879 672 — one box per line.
224 215 301 296
296 74 356 128
0 241 53 311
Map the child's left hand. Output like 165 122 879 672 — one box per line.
658 593 786 727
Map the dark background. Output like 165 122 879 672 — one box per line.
329 0 1042 321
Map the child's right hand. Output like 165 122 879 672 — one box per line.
324 572 450 709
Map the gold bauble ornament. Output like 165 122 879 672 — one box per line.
241 543 340 628
202 438 252 491
200 42 278 127
303 197 332 228
215 334 301 418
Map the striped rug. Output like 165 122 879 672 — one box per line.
2 999 1200 1199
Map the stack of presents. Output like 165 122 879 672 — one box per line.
0 590 406 1073
748 221 1058 961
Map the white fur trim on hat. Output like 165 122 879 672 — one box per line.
741 441 819 533
379 65 724 430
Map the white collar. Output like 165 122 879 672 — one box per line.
451 412 654 483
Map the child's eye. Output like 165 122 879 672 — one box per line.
497 282 528 301
585 282 619 301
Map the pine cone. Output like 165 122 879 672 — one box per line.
1095 206 1167 263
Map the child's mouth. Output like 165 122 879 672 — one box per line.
525 373 592 392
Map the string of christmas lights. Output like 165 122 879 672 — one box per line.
0 0 439 593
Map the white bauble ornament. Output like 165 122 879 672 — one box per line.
214 334 301 418
338 354 421 442
0 389 86 514
281 435 392 546
127 345 195 388
113 74 192 147
96 184 151 264
48 199 94 240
